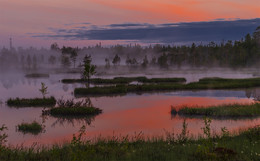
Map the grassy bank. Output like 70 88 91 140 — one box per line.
0 121 260 161
172 103 260 118
74 77 260 96
62 77 186 84
7 97 56 107
17 121 43 135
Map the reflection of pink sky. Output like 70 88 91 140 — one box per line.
5 95 260 147
1 0 260 47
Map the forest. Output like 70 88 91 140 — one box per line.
0 26 260 72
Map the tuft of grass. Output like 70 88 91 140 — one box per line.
42 99 102 117
7 97 56 107
17 121 43 135
174 103 260 118
25 73 49 78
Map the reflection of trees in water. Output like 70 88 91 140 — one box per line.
1 80 13 89
0 77 20 89
62 84 69 92
0 77 19 89
0 75 55 90
245 88 260 101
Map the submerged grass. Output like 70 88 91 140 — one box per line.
62 76 186 84
0 121 260 161
74 77 260 96
172 103 260 118
17 121 43 135
7 97 56 107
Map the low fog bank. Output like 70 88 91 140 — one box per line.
1 28 260 78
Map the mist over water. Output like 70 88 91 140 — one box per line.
1 39 260 147
1 69 260 146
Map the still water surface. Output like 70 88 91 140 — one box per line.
0 72 259 146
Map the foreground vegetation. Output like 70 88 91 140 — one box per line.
7 97 56 107
74 77 260 96
0 119 260 161
42 99 102 117
62 77 186 84
172 103 260 118
17 121 43 135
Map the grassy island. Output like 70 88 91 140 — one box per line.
74 77 260 96
171 103 260 118
62 77 186 84
17 121 43 135
42 99 102 117
7 97 56 107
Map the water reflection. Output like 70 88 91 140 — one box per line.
41 98 99 128
48 115 97 128
1 73 260 147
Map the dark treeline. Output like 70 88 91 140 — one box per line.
1 26 260 72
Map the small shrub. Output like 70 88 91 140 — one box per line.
39 82 48 98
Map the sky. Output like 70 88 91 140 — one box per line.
1 0 260 48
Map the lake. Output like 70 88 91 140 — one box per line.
0 71 259 147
